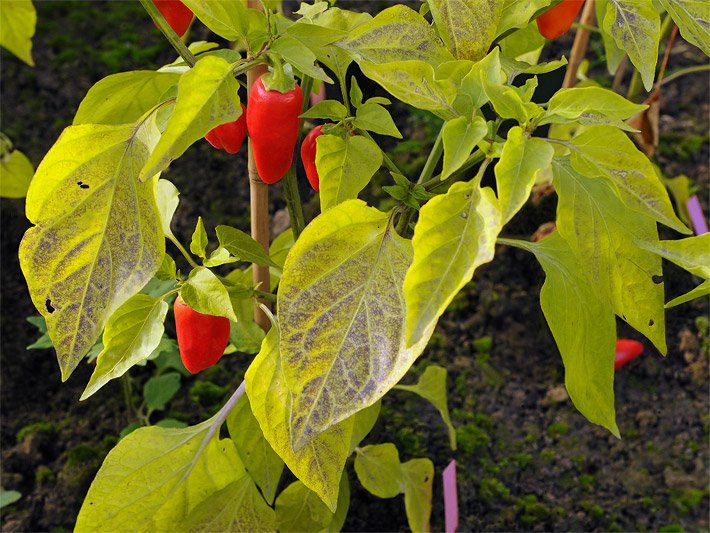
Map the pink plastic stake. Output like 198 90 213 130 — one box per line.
443 460 458 533
687 196 708 235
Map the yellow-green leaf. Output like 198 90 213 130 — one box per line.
226 393 284 505
19 121 164 380
181 0 250 41
275 481 334 533
541 87 648 131
354 443 403 498
181 267 237 322
509 233 620 437
337 4 453 66
495 126 554 223
358 60 457 119
140 56 241 181
81 294 169 400
76 425 243 532
569 125 690 234
636 234 710 308
0 148 33 198
0 0 35 66
179 476 276 532
396 365 456 449
245 329 352 512
496 0 552 36
156 179 180 240
278 201 431 450
601 0 660 91
404 181 500 347
554 157 666 352
429 0 503 61
657 0 710 55
441 116 487 180
74 71 180 125
190 216 208 259
402 458 434 533
316 134 383 212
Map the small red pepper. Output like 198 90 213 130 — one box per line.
174 295 231 374
536 0 584 40
205 103 248 154
614 339 644 370
301 124 325 192
153 0 194 38
246 75 303 184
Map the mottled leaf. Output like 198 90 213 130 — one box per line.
402 458 434 533
354 443 403 498
19 121 164 380
429 0 503 61
657 0 710 55
278 201 431 450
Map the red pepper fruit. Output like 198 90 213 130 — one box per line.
301 124 325 192
536 0 584 39
205 103 248 154
153 0 194 38
174 295 231 374
246 75 303 184
614 339 644 370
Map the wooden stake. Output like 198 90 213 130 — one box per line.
563 0 597 88
247 0 271 332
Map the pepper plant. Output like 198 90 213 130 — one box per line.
8 0 710 530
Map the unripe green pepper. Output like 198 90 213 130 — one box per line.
246 75 303 184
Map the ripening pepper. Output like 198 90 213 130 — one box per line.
153 0 194 38
536 0 584 39
246 75 303 184
174 295 231 374
614 339 644 370
301 124 324 192
205 103 248 154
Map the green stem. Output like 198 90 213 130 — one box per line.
661 64 710 86
254 289 277 302
571 22 599 33
139 0 197 67
168 235 200 270
280 75 313 240
282 167 305 238
338 73 351 115
121 375 135 420
416 129 444 185
423 149 486 191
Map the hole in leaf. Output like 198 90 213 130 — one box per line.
77 181 89 189
45 299 55 313
652 275 663 284
648 319 655 327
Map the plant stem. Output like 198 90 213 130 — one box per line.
139 0 197 67
254 289 277 302
416 129 443 185
338 73 351 115
168 235 200 270
562 0 596 88
661 64 710 86
281 168 305 238
423 149 486 191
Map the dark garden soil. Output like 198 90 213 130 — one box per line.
1 2 708 532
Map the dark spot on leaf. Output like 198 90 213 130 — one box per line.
45 299 55 313
77 181 89 189
648 319 655 326
424 476 430 482
652 275 663 284
622 314 627 320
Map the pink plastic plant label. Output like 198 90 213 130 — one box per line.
687 195 708 235
443 460 458 533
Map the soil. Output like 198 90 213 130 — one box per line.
1 2 708 532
